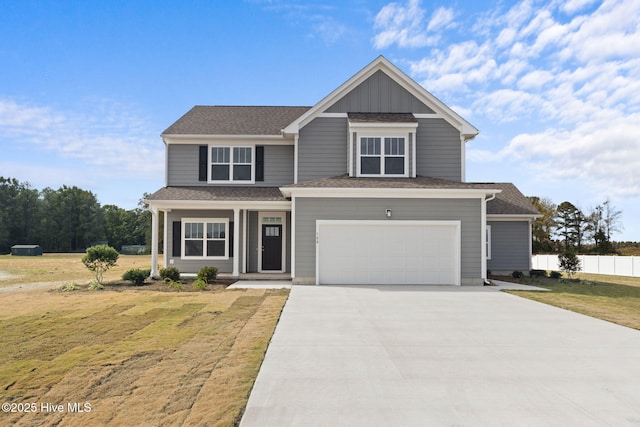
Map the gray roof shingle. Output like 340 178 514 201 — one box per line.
162 106 311 135
146 186 287 202
347 113 417 123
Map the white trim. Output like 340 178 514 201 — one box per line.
411 132 417 178
487 214 541 221
232 209 240 276
208 145 255 184
280 186 499 199
460 134 466 182
242 209 248 274
181 217 230 260
348 131 354 177
481 197 487 279
293 134 299 184
147 200 291 211
150 207 159 278
258 211 286 273
348 122 419 129
162 209 169 270
291 197 296 279
528 220 533 270
315 220 461 286
163 135 293 145
317 113 347 118
282 56 478 140
356 134 410 178
413 113 442 119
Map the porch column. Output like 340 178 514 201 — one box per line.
150 206 160 278
233 208 240 277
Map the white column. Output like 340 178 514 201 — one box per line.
242 209 247 274
150 206 159 278
233 208 240 277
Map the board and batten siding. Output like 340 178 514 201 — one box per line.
415 118 462 181
297 117 348 182
325 70 435 114
487 221 531 272
293 197 482 285
167 144 294 186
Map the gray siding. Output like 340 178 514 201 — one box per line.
487 221 531 273
167 144 294 186
325 70 435 114
298 118 348 182
294 198 482 284
415 118 462 181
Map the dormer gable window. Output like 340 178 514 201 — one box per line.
347 113 418 178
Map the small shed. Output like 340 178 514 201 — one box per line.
11 245 43 256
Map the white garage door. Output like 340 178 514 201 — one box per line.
317 220 460 285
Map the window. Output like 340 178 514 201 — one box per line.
359 137 406 176
210 146 253 182
182 219 229 259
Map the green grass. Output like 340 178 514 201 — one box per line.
507 274 640 330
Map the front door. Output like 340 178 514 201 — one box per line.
262 224 282 271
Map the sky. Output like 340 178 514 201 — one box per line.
1 0 639 240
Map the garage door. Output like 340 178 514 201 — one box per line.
317 220 460 285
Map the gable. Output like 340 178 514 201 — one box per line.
324 70 435 114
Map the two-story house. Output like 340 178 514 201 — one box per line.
146 56 539 285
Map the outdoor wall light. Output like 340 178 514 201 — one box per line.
385 209 392 218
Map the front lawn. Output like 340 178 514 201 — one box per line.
504 273 640 330
0 287 288 426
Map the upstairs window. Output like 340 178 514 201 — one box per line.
210 146 253 183
358 136 406 176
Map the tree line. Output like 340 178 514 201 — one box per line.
529 197 633 255
0 176 152 254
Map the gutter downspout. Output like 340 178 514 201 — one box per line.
482 193 497 284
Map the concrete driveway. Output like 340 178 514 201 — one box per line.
241 285 640 426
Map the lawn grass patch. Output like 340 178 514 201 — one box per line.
506 275 640 330
0 287 288 426
0 253 159 286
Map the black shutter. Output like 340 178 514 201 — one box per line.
172 221 181 257
198 146 208 181
229 221 234 257
255 146 264 182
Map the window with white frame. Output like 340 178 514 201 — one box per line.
358 136 406 176
210 146 253 182
182 218 228 259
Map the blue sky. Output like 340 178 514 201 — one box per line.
1 0 639 240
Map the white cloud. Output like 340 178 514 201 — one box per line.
374 0 640 204
372 0 440 48
0 98 164 178
426 7 455 32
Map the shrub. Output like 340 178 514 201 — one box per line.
197 266 218 284
529 269 547 278
559 251 581 279
164 279 182 291
512 271 523 279
123 268 151 286
82 245 119 284
550 271 562 279
193 278 207 290
88 281 104 291
60 283 78 292
160 267 180 281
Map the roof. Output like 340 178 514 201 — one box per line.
146 186 288 202
281 175 539 216
162 106 311 136
283 56 479 140
347 112 417 123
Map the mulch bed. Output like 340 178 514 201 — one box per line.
54 279 238 293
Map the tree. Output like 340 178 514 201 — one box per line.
82 245 119 284
529 196 556 253
554 201 582 251
602 199 623 241
558 250 581 279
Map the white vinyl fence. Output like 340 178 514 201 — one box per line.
532 255 640 278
